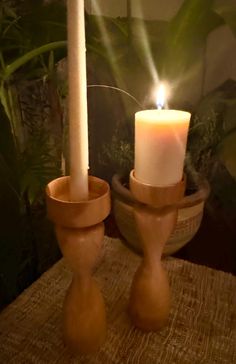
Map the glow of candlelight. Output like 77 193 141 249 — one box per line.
156 84 166 110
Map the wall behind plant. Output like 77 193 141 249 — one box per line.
88 0 183 20
86 0 236 105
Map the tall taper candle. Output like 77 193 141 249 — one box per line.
67 0 89 201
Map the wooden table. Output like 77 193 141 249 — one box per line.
0 237 235 363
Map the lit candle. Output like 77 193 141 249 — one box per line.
134 85 190 186
67 0 89 201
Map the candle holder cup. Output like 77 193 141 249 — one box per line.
46 176 110 354
128 170 185 331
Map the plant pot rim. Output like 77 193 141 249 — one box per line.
112 173 210 209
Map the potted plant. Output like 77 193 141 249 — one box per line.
0 0 67 306
91 0 236 255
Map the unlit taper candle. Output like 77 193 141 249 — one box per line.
67 0 89 201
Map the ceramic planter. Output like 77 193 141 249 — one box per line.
112 174 210 255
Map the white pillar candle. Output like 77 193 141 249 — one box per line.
67 0 89 201
134 110 190 186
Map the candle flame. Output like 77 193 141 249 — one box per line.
156 84 166 110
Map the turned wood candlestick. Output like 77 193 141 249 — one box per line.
46 176 110 354
128 170 185 331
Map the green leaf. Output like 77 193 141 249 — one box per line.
19 1 66 47
168 0 219 43
188 79 236 178
20 128 61 204
4 41 67 79
162 0 223 78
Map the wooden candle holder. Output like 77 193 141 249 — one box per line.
46 176 110 354
128 170 185 331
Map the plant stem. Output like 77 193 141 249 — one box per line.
7 85 23 151
0 81 11 120
0 82 20 155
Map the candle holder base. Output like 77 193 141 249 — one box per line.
46 176 110 354
128 170 185 331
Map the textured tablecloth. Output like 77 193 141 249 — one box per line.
0 237 235 364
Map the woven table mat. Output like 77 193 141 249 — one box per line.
0 237 235 364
